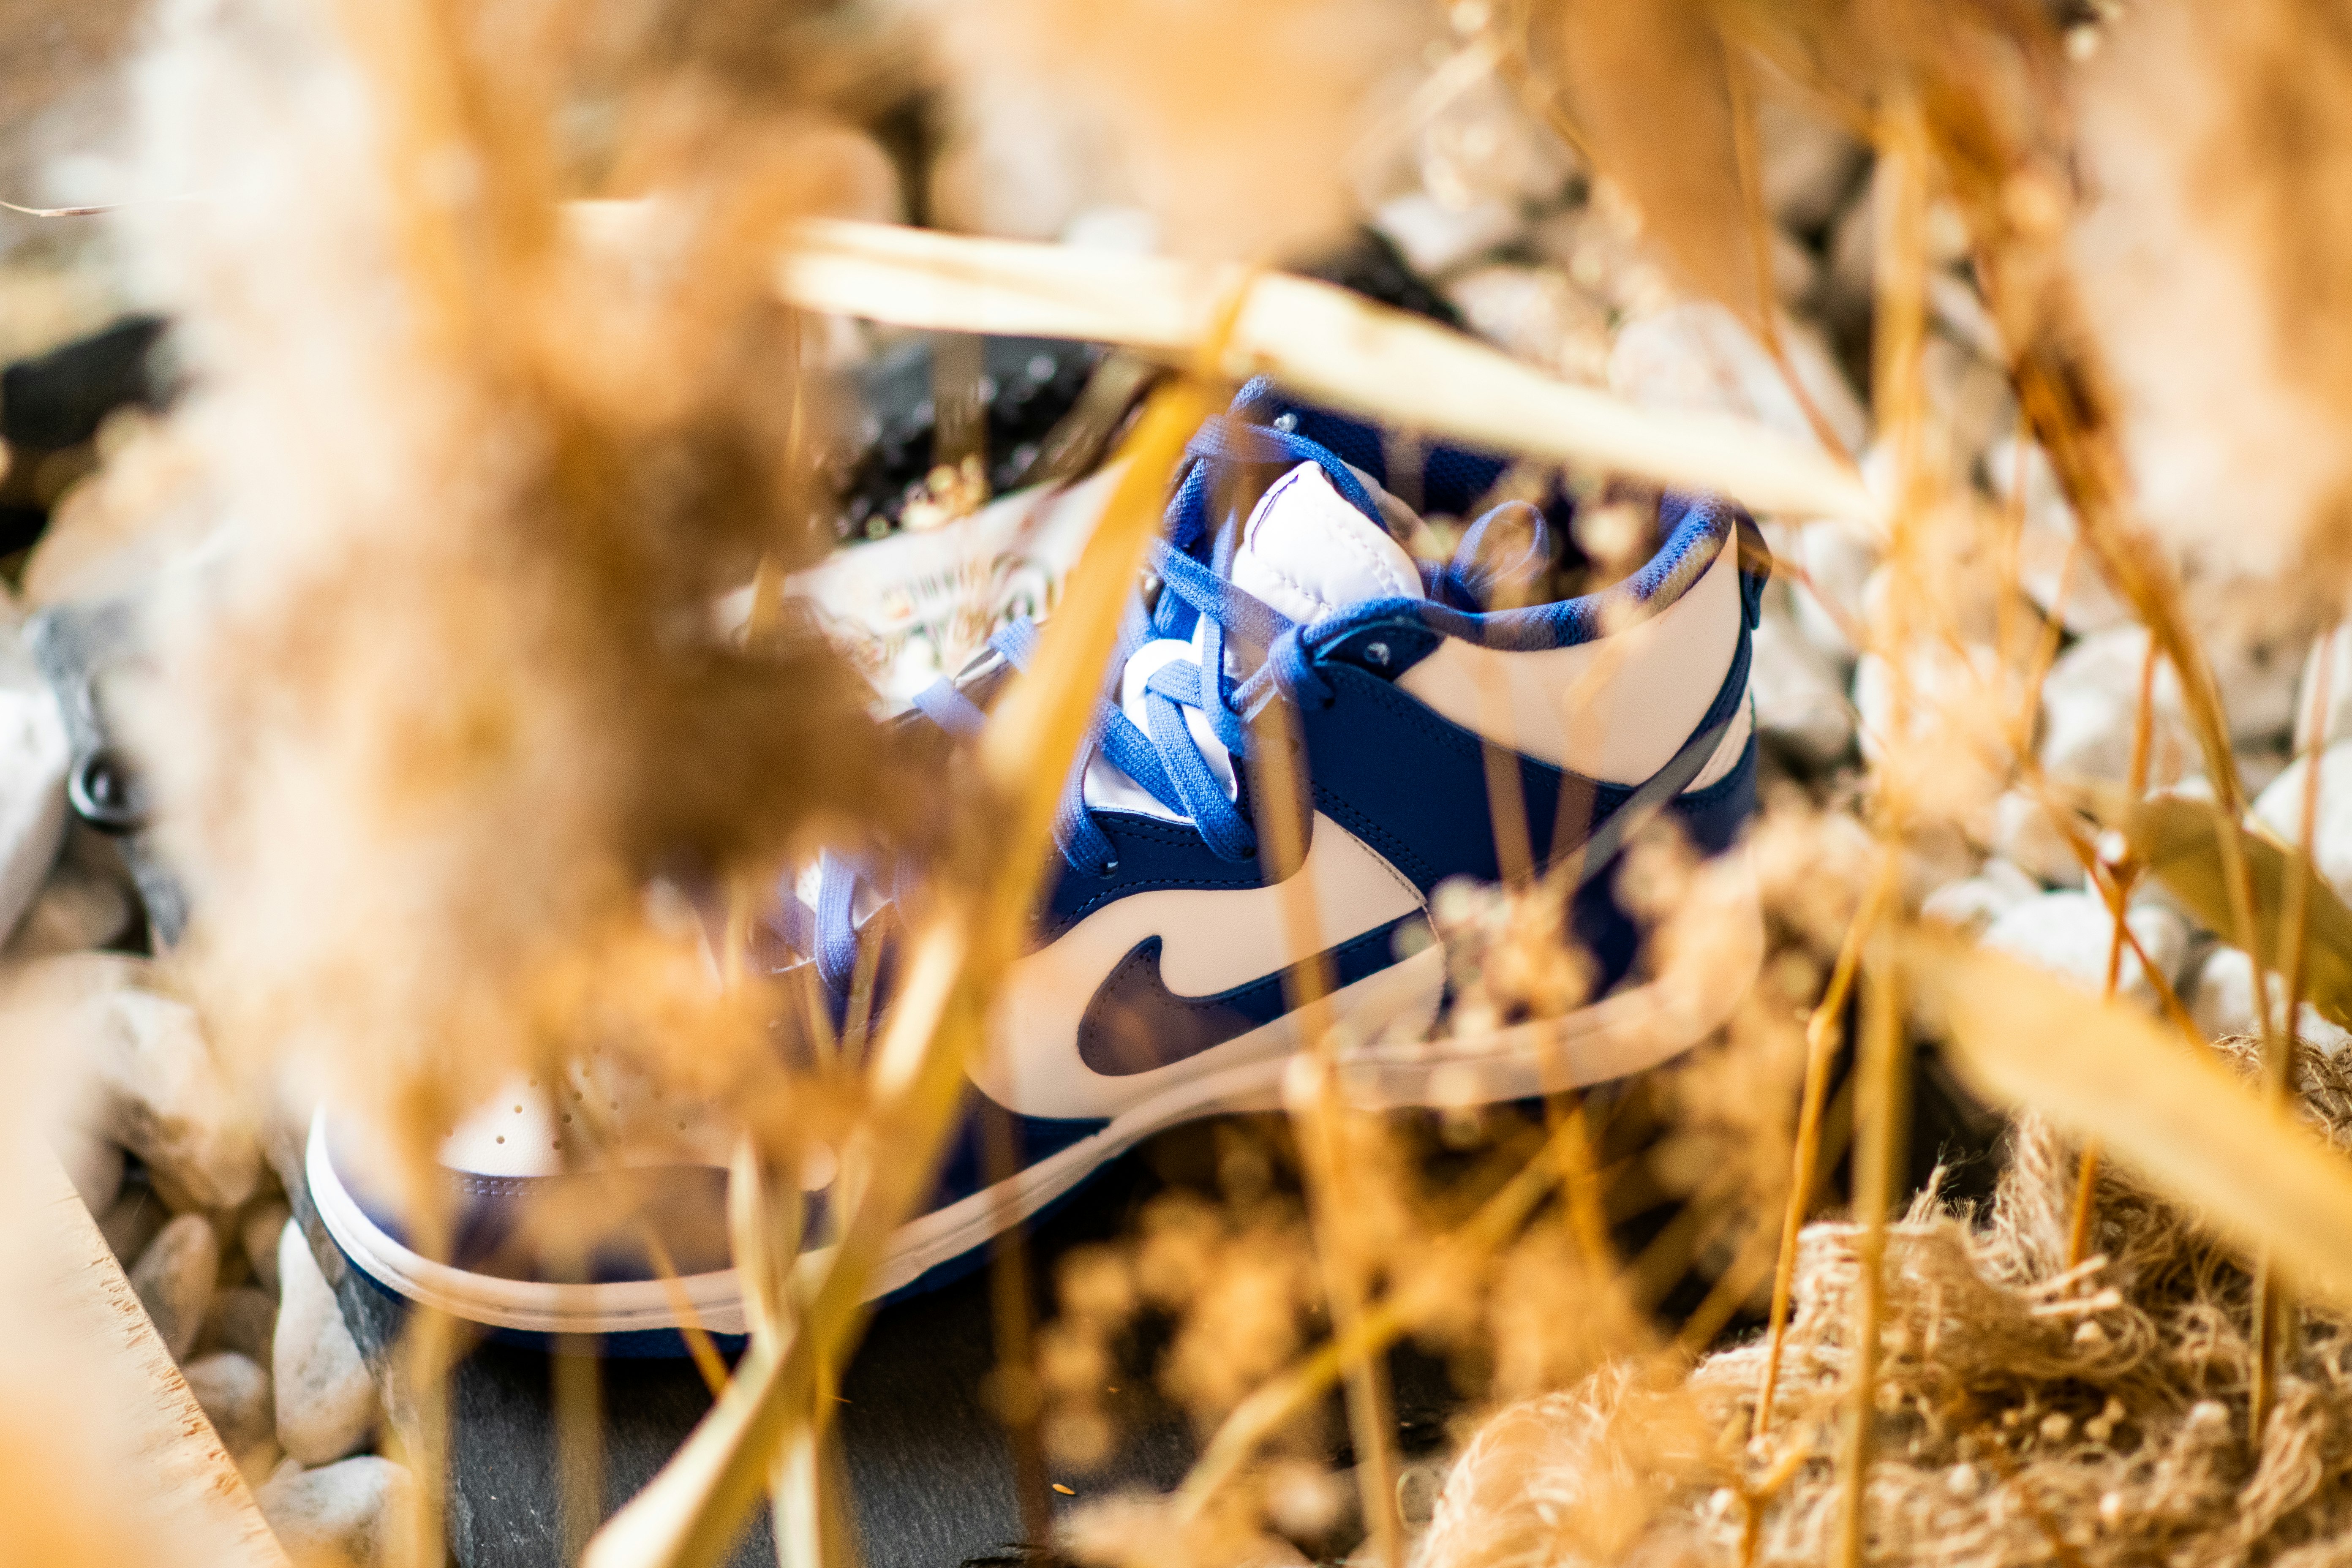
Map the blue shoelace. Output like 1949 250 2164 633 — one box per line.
782 383 1554 1007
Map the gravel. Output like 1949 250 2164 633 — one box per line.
256 1455 414 1568
131 1211 220 1362
183 1350 275 1456
274 1220 380 1465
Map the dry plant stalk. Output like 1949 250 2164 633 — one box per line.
584 381 1215 1568
2065 639 2159 1271
23 1 2352 1566
107 0 924 1560
1422 1047 2352 1568
124 0 912 1211
1411 1 2352 1565
775 221 1873 523
1753 860 1885 1440
923 0 1436 261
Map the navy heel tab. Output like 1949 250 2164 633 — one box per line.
1731 507 1772 632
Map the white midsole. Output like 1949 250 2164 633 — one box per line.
307 848 1759 1337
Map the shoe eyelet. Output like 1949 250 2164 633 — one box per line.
1098 859 1121 877
1364 640 1390 666
69 747 147 834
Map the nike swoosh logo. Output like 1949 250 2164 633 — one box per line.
973 812 1430 1120
1075 914 1428 1077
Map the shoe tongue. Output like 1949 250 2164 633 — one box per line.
1083 461 1421 822
1230 462 1424 625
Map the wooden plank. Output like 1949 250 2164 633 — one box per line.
33 1149 292 1568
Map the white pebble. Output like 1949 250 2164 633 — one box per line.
256 1455 415 1568
2043 624 2301 790
73 970 259 1211
2251 741 2352 904
275 1220 379 1464
1609 301 1867 455
132 1212 220 1362
100 988 260 1210
2189 946 2352 1051
1783 519 1877 669
2217 632 2304 745
202 1285 278 1362
1442 265 1612 386
1371 192 1520 276
2040 628 2198 787
243 1199 292 1295
1982 439 2131 635
2294 626 2352 755
1920 858 2040 935
13 956 260 1212
1751 610 1854 768
1981 890 2189 1006
184 1350 274 1456
1990 790 2083 887
1852 643 2009 800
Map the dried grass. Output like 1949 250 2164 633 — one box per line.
2073 1 2352 602
923 0 1437 260
8 0 2352 1565
1420 1038 2352 1568
120 0 901 1193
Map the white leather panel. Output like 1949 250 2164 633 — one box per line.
436 1055 732 1179
442 1078 563 1178
1395 539 1741 785
1231 463 1422 624
976 813 1424 1121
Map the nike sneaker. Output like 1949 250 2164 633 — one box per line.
306 380 1769 1347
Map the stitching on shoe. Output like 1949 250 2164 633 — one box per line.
1247 467 1418 618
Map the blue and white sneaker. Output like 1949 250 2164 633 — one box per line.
307 382 1768 1345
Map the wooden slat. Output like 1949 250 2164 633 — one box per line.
35 1151 293 1568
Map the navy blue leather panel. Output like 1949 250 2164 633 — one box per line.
1296 659 1639 893
1569 734 1758 996
1038 623 1753 942
1037 811 1274 945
